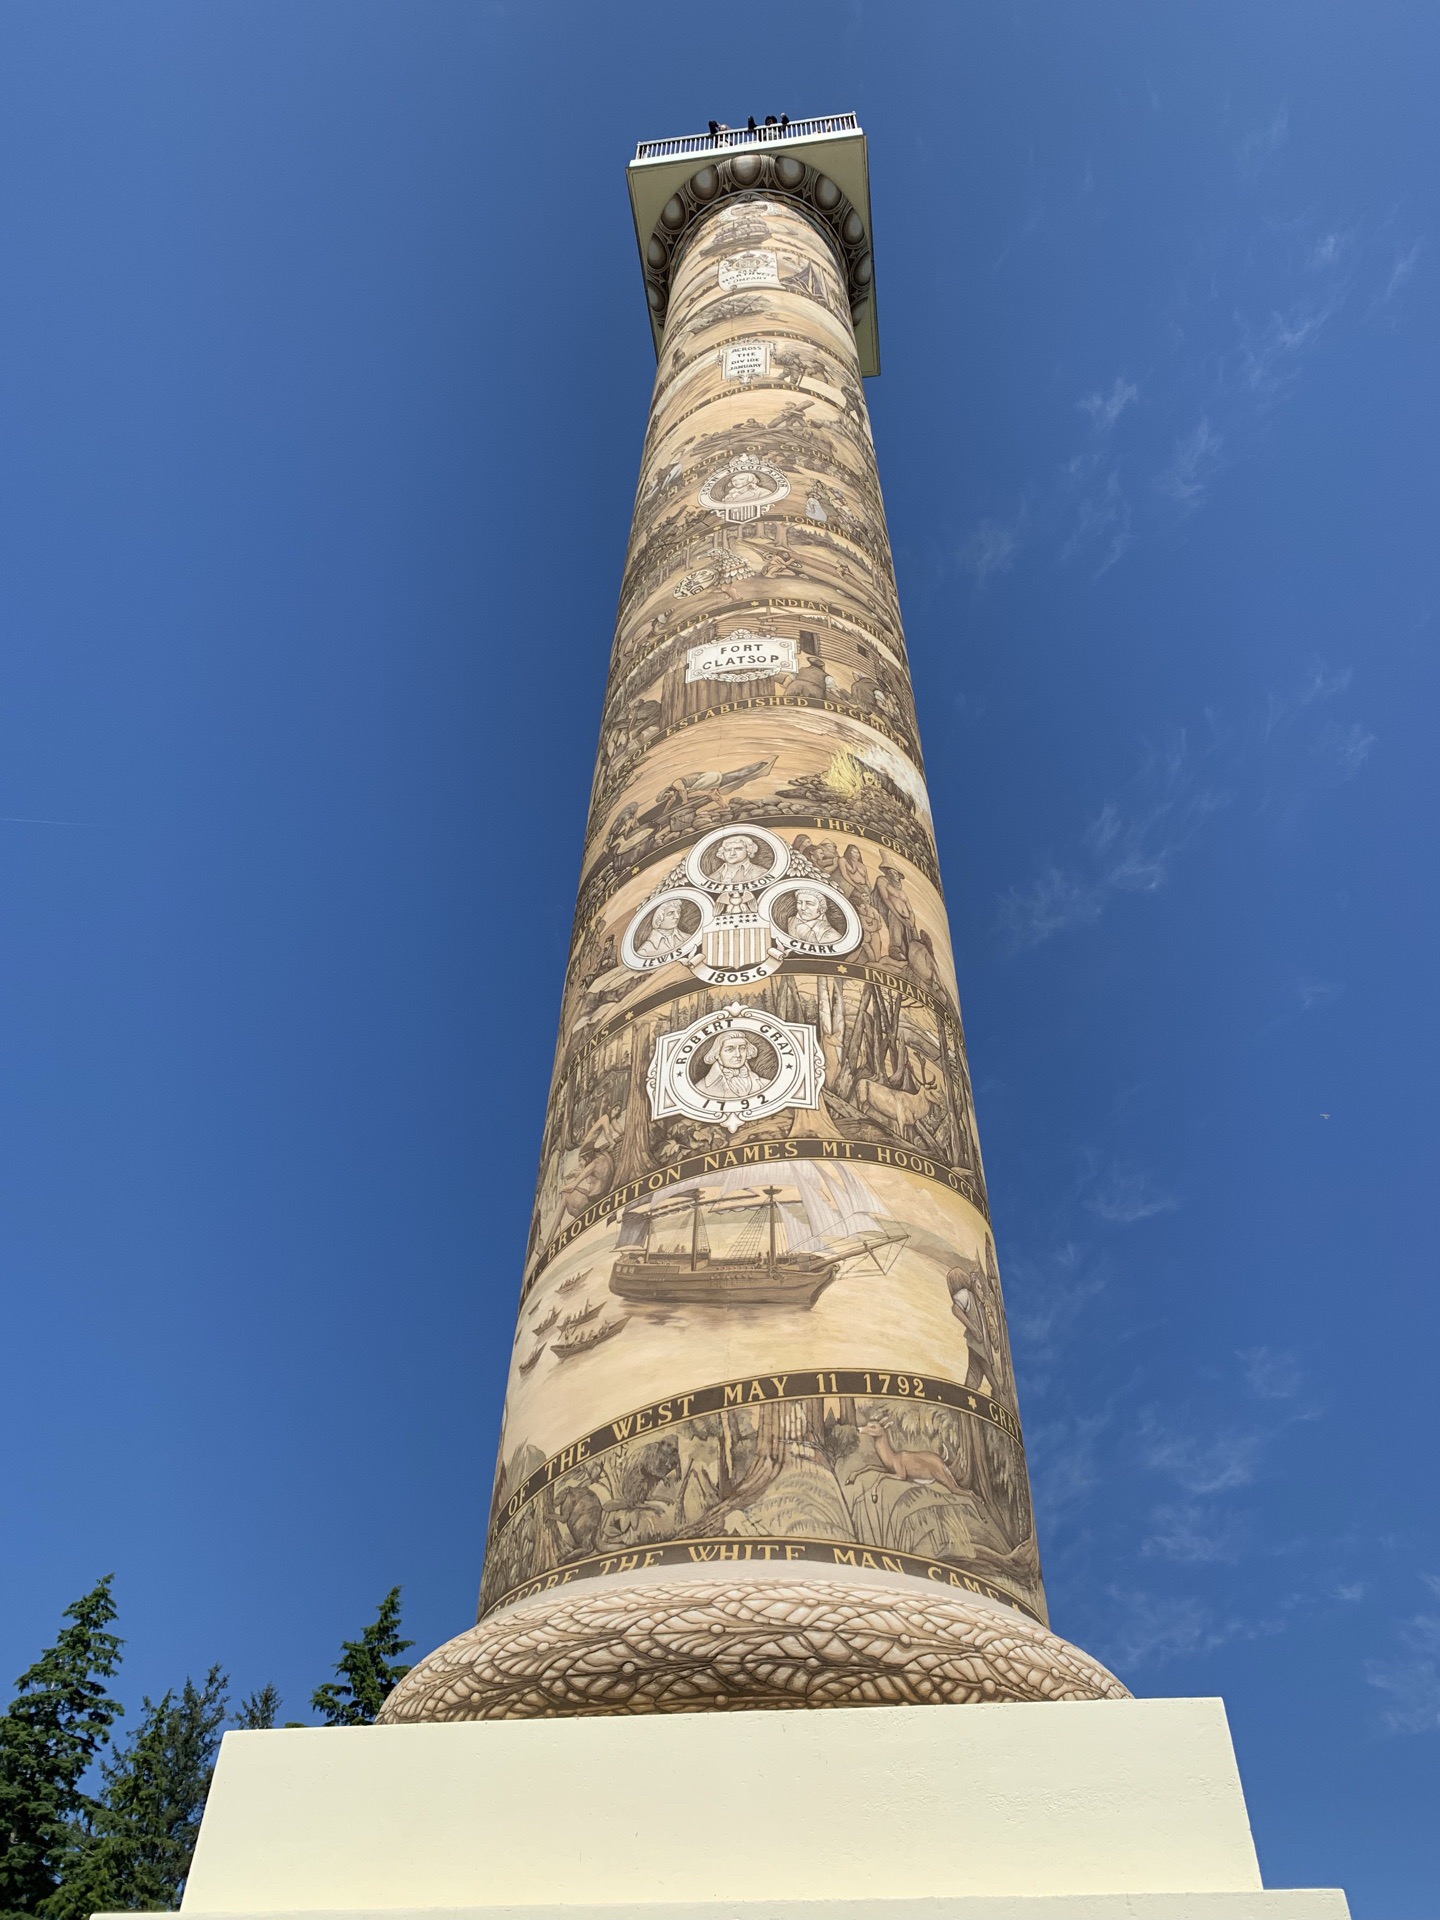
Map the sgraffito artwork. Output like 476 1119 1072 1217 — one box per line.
479 189 1049 1634
580 709 943 916
564 821 959 1053
596 607 923 801
484 1154 1037 1621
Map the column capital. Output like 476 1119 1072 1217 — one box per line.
627 115 879 374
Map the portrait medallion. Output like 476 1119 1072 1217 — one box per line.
698 454 791 523
646 1002 825 1134
622 823 861 986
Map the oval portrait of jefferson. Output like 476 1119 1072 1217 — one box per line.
686 822 789 892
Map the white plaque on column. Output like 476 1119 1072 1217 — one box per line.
718 251 778 291
686 631 798 683
723 341 771 382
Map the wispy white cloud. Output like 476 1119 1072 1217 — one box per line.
958 505 1026 585
1056 378 1140 573
1078 376 1139 433
1313 718 1376 781
997 866 1107 948
1239 1346 1305 1401
1365 1576 1440 1735
1264 661 1353 737
1028 1411 1111 1522
1309 230 1352 271
1095 515 1135 577
1061 463 1134 575
1236 105 1289 175
1104 1586 1293 1671
1006 1242 1107 1388
1084 1161 1178 1225
988 202 1046 274
1380 240 1425 307
999 733 1228 952
1140 1351 1319 1518
1258 975 1344 1038
1083 774 1216 890
977 169 1413 578
999 662 1375 957
1107 1591 1214 1667
1155 416 1224 508
1143 1423 1264 1496
1145 1502 1246 1565
1303 663 1353 700
1236 297 1342 403
1294 977 1342 1014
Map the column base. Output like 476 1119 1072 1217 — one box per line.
379 1576 1127 1720
167 1694 1346 1917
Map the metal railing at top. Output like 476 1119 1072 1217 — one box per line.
633 113 859 163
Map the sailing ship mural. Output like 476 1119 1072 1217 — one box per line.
609 1167 908 1309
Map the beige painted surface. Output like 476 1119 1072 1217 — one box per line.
179 1698 1281 1913
150 1898 1353 1920
481 185 1048 1635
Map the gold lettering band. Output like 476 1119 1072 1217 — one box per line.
529 1135 989 1294
484 1535 1043 1625
494 1367 1022 1533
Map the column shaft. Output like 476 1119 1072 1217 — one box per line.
383 188 1125 1720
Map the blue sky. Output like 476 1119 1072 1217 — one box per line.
1 4 1436 1912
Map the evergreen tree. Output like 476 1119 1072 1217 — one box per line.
311 1589 412 1726
234 1686 281 1731
45 1667 229 1919
0 1576 124 1920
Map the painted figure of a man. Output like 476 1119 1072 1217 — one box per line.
709 834 771 889
697 1031 770 1100
636 899 691 960
783 889 843 948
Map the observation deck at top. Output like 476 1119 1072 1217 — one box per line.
627 112 879 376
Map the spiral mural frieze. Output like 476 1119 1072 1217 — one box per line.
384 169 1118 1722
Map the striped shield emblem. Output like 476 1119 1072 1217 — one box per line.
702 917 770 973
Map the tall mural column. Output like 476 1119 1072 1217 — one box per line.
384 126 1126 1720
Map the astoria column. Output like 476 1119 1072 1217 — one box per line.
385 117 1125 1719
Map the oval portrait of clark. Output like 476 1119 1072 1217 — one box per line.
687 1029 781 1102
697 831 780 890
632 895 703 961
770 886 848 949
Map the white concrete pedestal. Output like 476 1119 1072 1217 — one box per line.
120 1698 1345 1920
